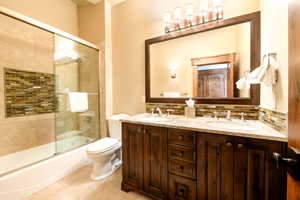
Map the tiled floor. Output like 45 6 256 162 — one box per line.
26 165 151 200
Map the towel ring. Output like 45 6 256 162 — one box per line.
262 53 278 66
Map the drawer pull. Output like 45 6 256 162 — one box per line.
178 135 183 140
180 166 184 171
226 142 233 147
237 144 244 149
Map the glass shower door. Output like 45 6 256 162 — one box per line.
54 34 100 154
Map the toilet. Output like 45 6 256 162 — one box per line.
87 114 130 180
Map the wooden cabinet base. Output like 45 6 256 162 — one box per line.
168 174 196 200
122 122 287 200
121 183 164 200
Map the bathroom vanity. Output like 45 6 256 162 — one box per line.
121 114 287 200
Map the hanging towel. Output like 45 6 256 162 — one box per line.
163 92 181 97
248 64 268 84
68 92 89 112
236 76 250 90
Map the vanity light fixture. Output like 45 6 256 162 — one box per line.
163 0 224 34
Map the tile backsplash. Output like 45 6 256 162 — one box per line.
146 103 259 120
5 68 56 117
259 108 288 134
146 103 288 134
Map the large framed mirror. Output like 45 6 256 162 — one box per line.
145 11 260 105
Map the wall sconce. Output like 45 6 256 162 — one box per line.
169 62 179 79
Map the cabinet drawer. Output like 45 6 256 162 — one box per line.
168 129 195 147
168 174 196 200
168 144 195 163
168 159 196 179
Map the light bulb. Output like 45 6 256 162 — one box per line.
163 12 171 25
174 7 182 24
213 0 223 7
163 12 172 33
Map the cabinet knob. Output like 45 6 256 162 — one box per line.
178 135 183 140
137 128 142 133
237 144 244 149
179 151 184 157
226 142 233 147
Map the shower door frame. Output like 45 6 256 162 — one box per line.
0 6 102 176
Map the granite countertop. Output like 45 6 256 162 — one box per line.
121 113 287 142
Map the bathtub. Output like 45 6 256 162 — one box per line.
0 135 97 200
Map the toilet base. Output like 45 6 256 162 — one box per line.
91 158 122 181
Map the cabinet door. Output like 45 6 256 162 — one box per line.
144 126 168 199
247 139 286 200
198 134 235 200
234 138 248 200
122 123 144 190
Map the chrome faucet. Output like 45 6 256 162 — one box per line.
156 107 163 117
241 113 246 121
213 111 218 120
226 111 232 120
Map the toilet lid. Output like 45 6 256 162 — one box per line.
87 138 120 153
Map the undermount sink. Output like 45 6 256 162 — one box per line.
205 120 260 131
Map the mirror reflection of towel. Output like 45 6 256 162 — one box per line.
68 92 88 112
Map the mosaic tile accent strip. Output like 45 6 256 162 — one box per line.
146 103 259 120
4 68 56 117
259 108 288 134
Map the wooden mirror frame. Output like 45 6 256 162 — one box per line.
145 11 260 105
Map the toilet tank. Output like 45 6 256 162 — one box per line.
108 114 130 141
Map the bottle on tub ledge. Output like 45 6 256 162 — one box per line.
185 98 196 118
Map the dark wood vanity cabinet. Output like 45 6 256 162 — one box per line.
122 123 287 200
197 135 286 200
122 123 168 199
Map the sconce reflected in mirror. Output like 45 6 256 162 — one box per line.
169 61 179 79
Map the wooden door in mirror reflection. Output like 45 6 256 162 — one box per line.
192 53 235 98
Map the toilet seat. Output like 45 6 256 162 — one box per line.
87 138 120 153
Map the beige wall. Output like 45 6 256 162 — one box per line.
0 0 79 36
0 14 55 157
78 1 105 45
78 2 107 137
150 23 250 98
111 0 260 115
260 0 288 113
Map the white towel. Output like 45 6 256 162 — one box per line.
248 64 268 84
68 92 88 112
163 92 181 98
236 77 250 90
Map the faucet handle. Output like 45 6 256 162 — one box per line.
151 108 155 116
166 109 174 117
241 113 246 121
226 111 231 120
213 111 218 119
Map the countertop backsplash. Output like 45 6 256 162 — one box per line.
146 103 287 134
